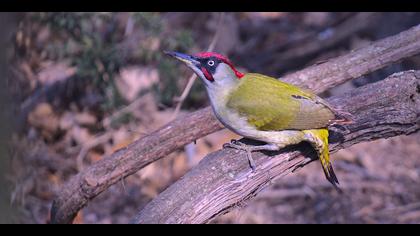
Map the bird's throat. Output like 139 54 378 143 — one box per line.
206 84 234 113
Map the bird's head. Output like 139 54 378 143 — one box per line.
165 51 244 88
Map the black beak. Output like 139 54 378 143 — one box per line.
164 51 200 67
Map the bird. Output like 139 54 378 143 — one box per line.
165 51 352 189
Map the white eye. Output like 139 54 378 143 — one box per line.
207 60 215 66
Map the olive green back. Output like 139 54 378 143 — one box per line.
226 73 335 130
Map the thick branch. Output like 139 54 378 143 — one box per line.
242 12 382 75
282 24 420 93
133 70 420 224
50 24 420 224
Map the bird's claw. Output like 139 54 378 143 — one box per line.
247 151 257 172
223 139 242 149
223 142 235 149
222 140 256 172
230 139 240 145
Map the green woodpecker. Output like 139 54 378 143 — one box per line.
165 51 352 188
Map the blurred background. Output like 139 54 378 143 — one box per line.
1 12 420 223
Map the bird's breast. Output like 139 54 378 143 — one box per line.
211 101 262 139
206 86 264 139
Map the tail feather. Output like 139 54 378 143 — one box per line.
304 129 342 193
319 144 341 190
323 162 342 193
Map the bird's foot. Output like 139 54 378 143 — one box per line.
223 140 257 171
222 139 241 148
223 141 282 171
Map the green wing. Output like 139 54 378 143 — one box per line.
226 73 335 131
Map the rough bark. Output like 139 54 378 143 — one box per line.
133 70 420 224
50 24 420 224
282 24 420 93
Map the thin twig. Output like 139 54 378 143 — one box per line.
76 132 113 171
171 13 225 120
102 94 146 129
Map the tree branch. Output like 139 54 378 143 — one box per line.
242 12 383 75
50 24 420 224
133 70 420 224
282 24 420 93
